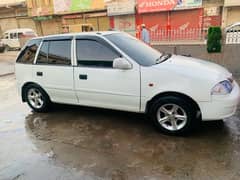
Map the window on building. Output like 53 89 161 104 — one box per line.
76 40 119 68
16 39 41 64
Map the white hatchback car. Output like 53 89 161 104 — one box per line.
15 32 240 135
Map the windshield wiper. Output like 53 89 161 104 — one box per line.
156 53 172 64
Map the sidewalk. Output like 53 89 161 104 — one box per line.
0 51 19 77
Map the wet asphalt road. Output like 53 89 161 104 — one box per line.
1 54 240 180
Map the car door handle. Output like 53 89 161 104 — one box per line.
36 72 43 76
79 74 87 80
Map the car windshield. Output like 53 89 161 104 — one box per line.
104 33 164 66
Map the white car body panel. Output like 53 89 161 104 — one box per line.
15 32 240 122
31 65 77 104
140 55 239 120
2 38 20 49
225 22 240 44
15 63 33 96
74 67 140 112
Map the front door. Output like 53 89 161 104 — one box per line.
74 38 140 112
32 38 77 104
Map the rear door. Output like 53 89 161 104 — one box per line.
32 37 77 104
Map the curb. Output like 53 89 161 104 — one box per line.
0 72 14 77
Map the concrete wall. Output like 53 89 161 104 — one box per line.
225 6 240 26
224 0 240 6
203 0 224 7
40 18 62 35
0 18 18 32
153 44 240 75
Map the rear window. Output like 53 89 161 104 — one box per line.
16 39 41 64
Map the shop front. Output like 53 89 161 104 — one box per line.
106 0 136 36
136 0 204 42
61 11 109 33
53 0 109 33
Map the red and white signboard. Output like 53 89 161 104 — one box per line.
137 0 178 13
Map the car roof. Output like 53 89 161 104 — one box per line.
4 28 35 33
32 31 121 40
225 22 240 30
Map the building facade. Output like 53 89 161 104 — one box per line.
58 0 109 33
134 0 204 42
26 0 109 35
106 0 136 36
1 0 239 42
0 0 37 35
222 0 240 27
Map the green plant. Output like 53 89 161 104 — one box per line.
207 27 222 53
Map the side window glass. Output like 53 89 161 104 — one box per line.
16 39 41 64
48 40 71 65
10 33 17 39
37 41 48 64
4 33 9 39
36 40 71 66
10 33 14 39
76 40 119 68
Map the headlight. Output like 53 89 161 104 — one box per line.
211 80 233 95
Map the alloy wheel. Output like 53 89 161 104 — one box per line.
27 88 44 109
157 104 188 131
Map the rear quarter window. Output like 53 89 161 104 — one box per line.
16 39 41 64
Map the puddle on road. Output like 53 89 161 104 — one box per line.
21 105 240 179
1 75 240 179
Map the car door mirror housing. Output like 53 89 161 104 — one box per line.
113 58 132 70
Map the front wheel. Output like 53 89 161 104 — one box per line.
149 96 199 135
25 85 51 112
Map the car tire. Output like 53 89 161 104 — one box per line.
149 96 199 135
25 84 51 113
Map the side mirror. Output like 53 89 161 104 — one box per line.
113 57 132 70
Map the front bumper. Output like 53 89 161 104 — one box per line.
199 81 240 121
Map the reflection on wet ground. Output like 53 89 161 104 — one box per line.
0 75 240 180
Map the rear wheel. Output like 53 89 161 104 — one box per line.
25 85 51 112
149 96 199 135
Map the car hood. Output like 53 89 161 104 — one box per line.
154 55 232 81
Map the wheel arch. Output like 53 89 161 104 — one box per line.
21 82 50 102
145 91 201 118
